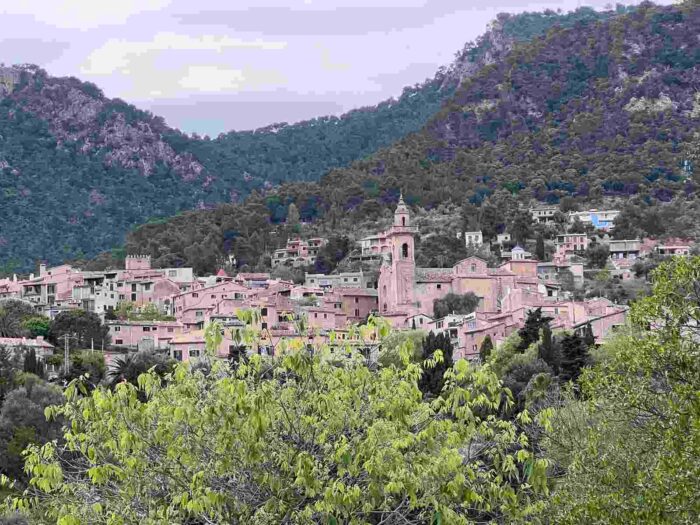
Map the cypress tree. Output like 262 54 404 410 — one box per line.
537 324 561 374
479 335 494 363
535 234 546 261
418 331 454 397
23 348 37 375
560 333 589 382
517 308 552 352
583 322 596 348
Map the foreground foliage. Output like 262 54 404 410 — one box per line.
3 320 548 524
542 257 700 523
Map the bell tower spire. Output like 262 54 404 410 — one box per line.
394 191 410 227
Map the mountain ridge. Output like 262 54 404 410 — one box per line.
0 5 638 272
117 1 700 275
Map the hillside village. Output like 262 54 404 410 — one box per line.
0 2 699 522
0 195 691 373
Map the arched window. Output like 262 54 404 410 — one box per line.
383 303 388 312
402 243 409 259
401 216 406 226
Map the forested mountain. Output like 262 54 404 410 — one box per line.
0 7 623 272
119 2 700 275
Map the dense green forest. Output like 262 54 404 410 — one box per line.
117 2 700 275
0 7 628 272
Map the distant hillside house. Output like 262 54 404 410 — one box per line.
655 242 691 256
495 233 511 246
568 209 620 231
529 206 558 224
0 336 54 359
304 271 376 290
272 238 328 268
555 234 590 261
607 239 641 261
463 231 484 247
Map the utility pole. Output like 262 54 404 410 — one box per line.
64 334 70 375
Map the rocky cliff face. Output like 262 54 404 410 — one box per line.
3 65 203 182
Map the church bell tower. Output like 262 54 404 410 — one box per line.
379 193 416 314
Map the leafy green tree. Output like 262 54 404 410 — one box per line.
47 310 110 351
432 293 480 319
585 243 610 269
312 236 350 274
19 317 50 339
415 234 469 268
0 378 63 483
4 318 550 523
502 358 553 411
62 351 106 389
0 349 20 406
378 329 425 368
509 209 534 246
541 257 700 523
0 301 35 338
568 217 586 234
286 202 301 233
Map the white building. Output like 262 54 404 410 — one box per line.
568 209 620 231
529 206 559 224
463 231 484 247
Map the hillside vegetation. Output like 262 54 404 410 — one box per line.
0 7 623 272
120 2 700 275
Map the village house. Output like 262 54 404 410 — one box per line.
607 239 641 262
108 320 184 351
494 233 512 246
654 241 691 256
0 276 21 299
463 231 484 247
537 260 585 289
304 271 377 290
20 264 84 308
554 234 590 260
272 238 328 268
529 205 559 224
0 336 55 359
568 209 620 230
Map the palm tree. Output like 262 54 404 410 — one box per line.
108 351 176 389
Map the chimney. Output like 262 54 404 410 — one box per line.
39 263 47 276
36 336 43 342
29 273 34 280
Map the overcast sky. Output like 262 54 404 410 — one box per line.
0 0 675 136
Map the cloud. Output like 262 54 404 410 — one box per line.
0 0 172 29
171 1 471 36
0 38 71 66
82 32 287 76
178 65 287 92
314 44 350 72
